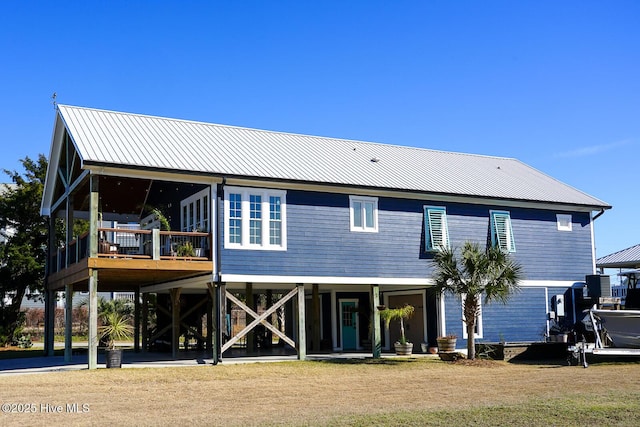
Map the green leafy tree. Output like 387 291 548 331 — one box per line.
433 241 523 359
0 155 49 345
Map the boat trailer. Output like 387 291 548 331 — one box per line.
569 306 640 368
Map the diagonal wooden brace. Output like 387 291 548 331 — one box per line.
222 287 298 353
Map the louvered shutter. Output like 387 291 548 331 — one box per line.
425 207 449 251
491 211 515 252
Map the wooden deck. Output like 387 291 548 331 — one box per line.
47 256 214 291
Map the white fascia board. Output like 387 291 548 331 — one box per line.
86 165 222 186
41 113 67 216
220 274 432 286
221 275 580 289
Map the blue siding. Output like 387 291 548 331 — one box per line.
221 189 594 281
444 287 549 345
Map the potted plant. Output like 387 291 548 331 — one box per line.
436 334 457 352
379 304 415 355
99 311 133 368
176 240 196 257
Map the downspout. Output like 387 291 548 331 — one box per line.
213 178 225 364
590 208 606 274
216 178 225 283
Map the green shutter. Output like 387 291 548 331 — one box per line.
491 211 515 252
425 207 449 251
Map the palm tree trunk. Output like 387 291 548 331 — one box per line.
464 295 478 359
466 319 476 359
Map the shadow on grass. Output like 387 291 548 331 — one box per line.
316 357 426 366
0 348 64 360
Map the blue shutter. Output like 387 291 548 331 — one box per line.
424 207 449 251
491 211 515 252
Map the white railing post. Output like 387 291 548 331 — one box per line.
152 229 160 260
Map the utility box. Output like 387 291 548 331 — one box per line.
586 275 611 299
552 294 565 317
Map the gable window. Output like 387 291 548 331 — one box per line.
556 214 572 232
490 210 516 253
461 296 483 339
349 195 378 232
224 187 286 250
424 206 450 251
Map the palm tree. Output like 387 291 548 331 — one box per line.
433 241 523 359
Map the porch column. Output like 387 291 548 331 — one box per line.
206 284 213 354
89 175 99 258
207 282 221 365
44 289 56 356
65 194 74 268
88 269 98 369
371 284 381 359
220 283 227 361
87 174 100 369
141 293 149 352
64 284 73 362
170 287 182 359
297 284 306 360
134 289 141 352
312 284 321 352
245 283 254 352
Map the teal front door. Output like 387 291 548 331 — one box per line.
341 301 358 350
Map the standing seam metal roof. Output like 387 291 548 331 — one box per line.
596 244 640 267
56 104 610 209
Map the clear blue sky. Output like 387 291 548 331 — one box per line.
1 1 638 261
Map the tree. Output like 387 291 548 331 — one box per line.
0 155 49 345
379 304 415 345
433 241 523 359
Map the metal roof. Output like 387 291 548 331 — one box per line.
597 244 640 269
56 104 610 209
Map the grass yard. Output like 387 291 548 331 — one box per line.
1 357 639 426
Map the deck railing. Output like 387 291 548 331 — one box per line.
49 228 212 274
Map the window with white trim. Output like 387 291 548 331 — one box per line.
556 214 572 232
224 187 287 250
349 195 378 232
180 188 211 232
461 296 483 339
424 206 450 251
490 210 516 252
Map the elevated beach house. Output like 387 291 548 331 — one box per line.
41 105 610 368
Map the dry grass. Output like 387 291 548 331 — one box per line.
1 357 639 426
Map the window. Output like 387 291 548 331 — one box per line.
349 195 378 232
424 206 450 251
490 210 515 252
180 188 211 232
269 195 282 245
250 195 262 244
224 187 287 250
461 296 483 339
228 193 242 244
556 214 572 232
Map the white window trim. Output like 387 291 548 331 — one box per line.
424 206 450 251
556 214 572 232
461 295 483 339
349 195 378 233
180 188 211 232
224 186 287 250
